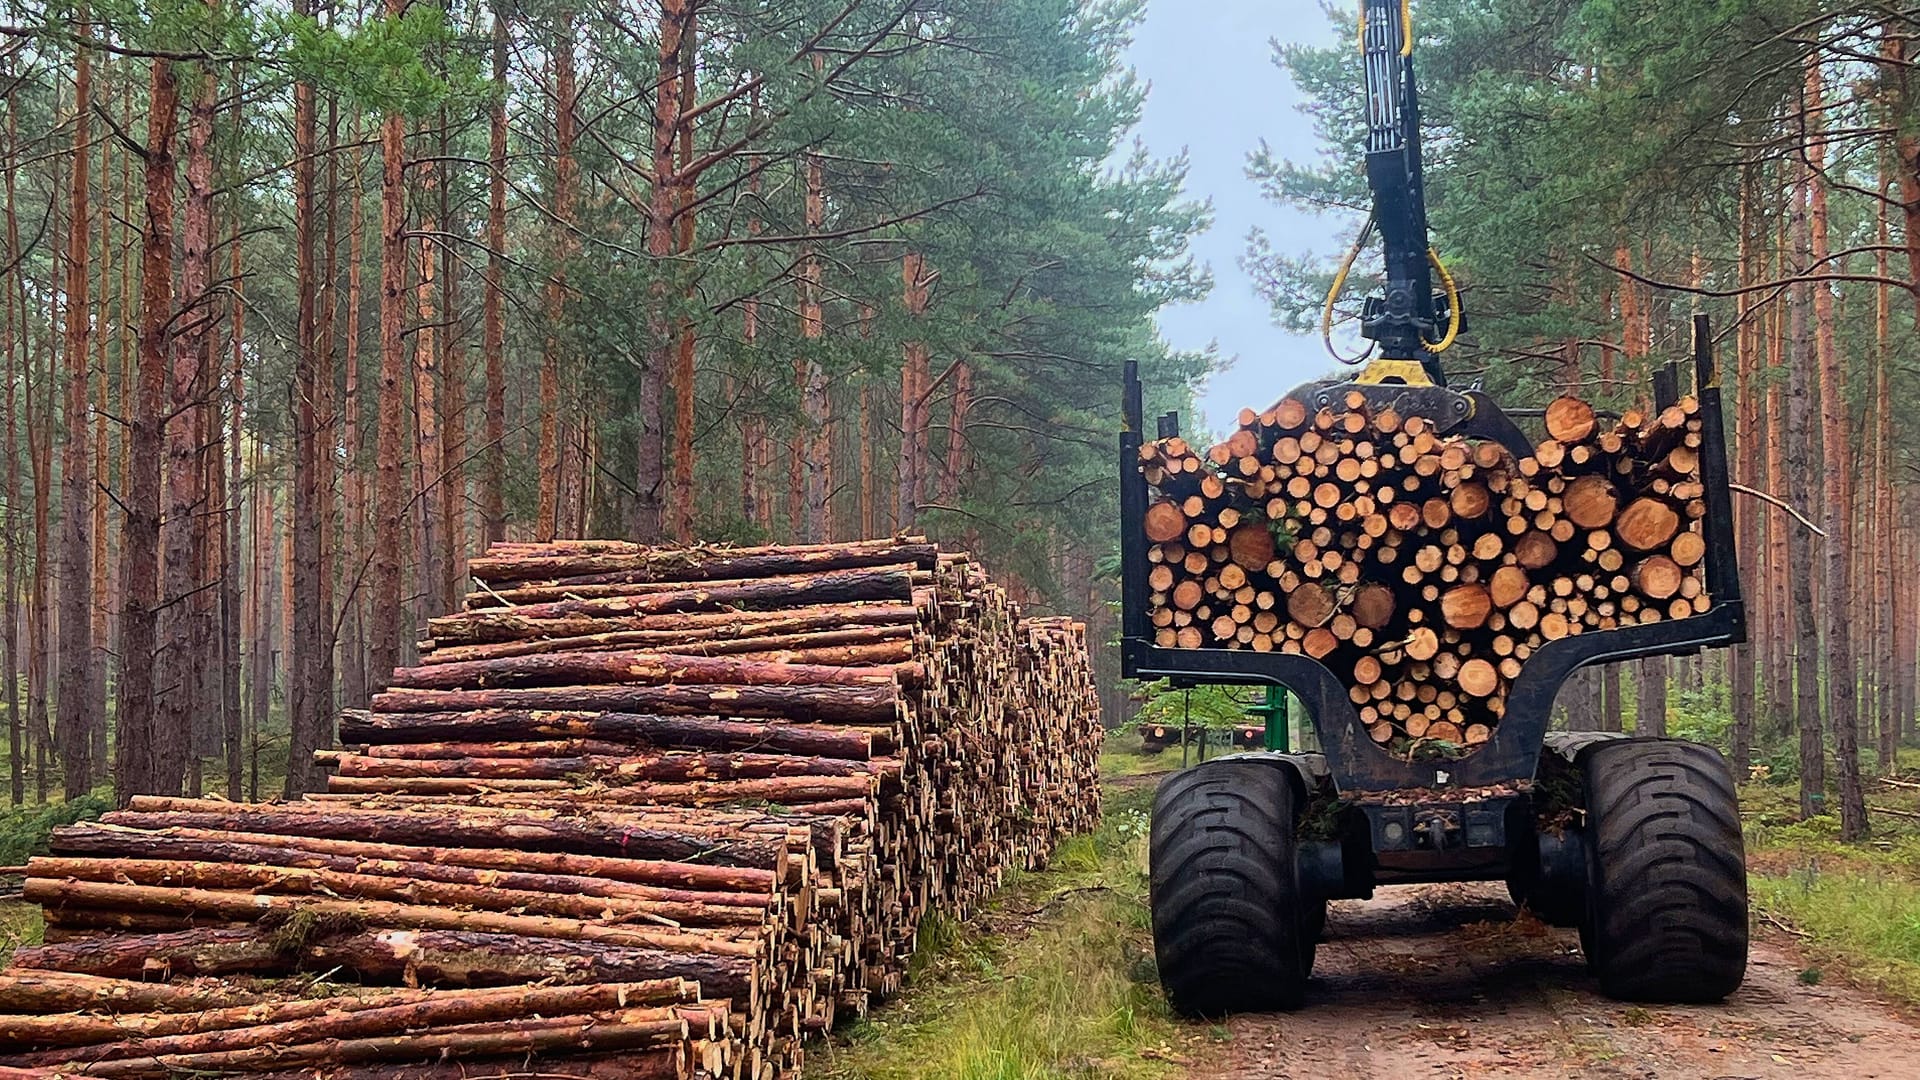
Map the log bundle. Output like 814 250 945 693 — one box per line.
2 537 1102 1079
1140 392 1712 751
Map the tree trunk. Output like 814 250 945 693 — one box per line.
29 254 51 801
1636 657 1666 737
669 10 698 543
223 128 244 800
539 9 579 543
340 136 368 712
90 133 111 785
1788 168 1825 820
287 50 327 797
412 127 444 625
57 17 95 797
1804 59 1868 837
800 152 828 543
941 361 971 501
370 22 408 691
3 99 21 805
1874 168 1897 772
117 58 180 803
634 0 683 542
898 254 930 530
1729 169 1757 772
163 51 217 797
482 5 509 545
438 105 466 619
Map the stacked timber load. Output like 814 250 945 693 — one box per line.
1140 392 1711 752
0 537 1101 1079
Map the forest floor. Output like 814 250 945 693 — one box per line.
817 736 1920 1080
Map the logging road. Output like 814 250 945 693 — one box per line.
1182 881 1920 1080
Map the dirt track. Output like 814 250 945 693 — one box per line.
1183 882 1920 1080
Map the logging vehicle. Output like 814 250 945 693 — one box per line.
1121 0 1749 1014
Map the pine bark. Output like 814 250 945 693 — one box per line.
28 238 50 800
223 146 244 801
117 59 181 803
339 139 368 712
1788 169 1825 819
1874 169 1897 771
482 6 509 545
1729 169 1758 771
2 99 20 805
538 10 578 542
669 12 698 542
1805 60 1868 837
633 0 684 541
898 254 930 530
370 15 408 690
438 105 467 616
57 19 95 797
801 151 828 543
287 47 328 797
168 51 219 794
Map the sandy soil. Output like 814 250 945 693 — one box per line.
1182 882 1920 1080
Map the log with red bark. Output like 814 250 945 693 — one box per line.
101 801 801 870
465 537 937 587
0 979 695 1055
428 568 918 644
337 709 886 759
368 682 901 725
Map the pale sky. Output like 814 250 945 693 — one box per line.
1125 0 1348 437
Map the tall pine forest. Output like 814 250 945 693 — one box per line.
0 0 1916 833
0 0 1209 805
1252 0 1920 836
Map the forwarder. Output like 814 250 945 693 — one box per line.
1119 0 1748 1014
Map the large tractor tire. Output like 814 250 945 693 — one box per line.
1149 760 1311 1016
1581 738 1748 1002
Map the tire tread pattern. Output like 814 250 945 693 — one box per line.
1584 738 1748 1003
1149 762 1305 1016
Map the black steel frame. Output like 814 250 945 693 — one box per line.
1119 314 1746 796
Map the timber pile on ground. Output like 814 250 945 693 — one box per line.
0 537 1102 1079
1140 392 1710 752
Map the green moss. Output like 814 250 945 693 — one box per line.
263 908 366 954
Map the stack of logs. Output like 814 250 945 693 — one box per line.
1140 392 1711 751
0 537 1102 1079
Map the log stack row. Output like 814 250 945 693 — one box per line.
1140 392 1712 752
1 537 1102 1079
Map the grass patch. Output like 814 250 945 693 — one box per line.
0 900 40 966
1096 735 1173 778
814 779 1182 1080
1750 869 1920 1004
1743 757 1920 1007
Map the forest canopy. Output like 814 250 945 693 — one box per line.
0 0 1213 802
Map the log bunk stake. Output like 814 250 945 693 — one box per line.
1 536 1103 1079
1142 393 1712 753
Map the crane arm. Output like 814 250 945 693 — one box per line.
1354 0 1457 385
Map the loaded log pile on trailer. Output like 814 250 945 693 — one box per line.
0 537 1102 1079
1139 392 1710 752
